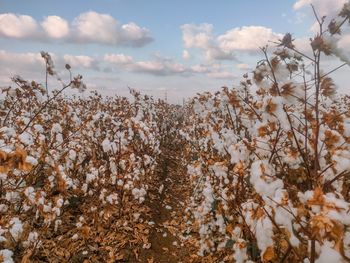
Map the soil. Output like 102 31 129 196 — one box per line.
137 133 199 263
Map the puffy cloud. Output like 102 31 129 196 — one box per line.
41 16 69 39
181 23 282 61
0 50 43 70
293 0 347 17
72 12 118 44
0 50 45 85
191 64 210 73
207 71 236 79
182 23 213 49
104 53 134 64
182 50 190 60
120 22 153 46
0 12 153 47
63 55 96 69
236 63 250 70
0 13 38 38
218 26 282 52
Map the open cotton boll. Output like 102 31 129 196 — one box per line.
0 249 14 263
233 239 249 263
316 241 345 263
9 217 23 241
250 160 283 197
18 132 34 146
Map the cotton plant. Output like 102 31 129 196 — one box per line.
0 54 172 261
180 2 350 262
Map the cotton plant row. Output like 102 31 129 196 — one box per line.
0 55 169 261
180 3 350 262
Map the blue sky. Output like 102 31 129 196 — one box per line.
0 0 349 102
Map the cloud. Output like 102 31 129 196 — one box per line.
104 53 187 76
182 23 213 49
181 23 237 61
206 71 236 79
0 12 153 47
236 63 250 70
0 50 45 85
218 26 282 52
104 53 134 64
182 50 190 60
41 16 69 39
63 55 96 69
0 13 38 38
293 0 347 17
181 23 283 61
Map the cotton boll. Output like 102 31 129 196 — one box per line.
0 249 14 263
233 239 248 263
316 242 345 263
9 217 23 241
250 160 283 197
18 132 33 146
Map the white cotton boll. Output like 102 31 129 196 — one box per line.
250 215 274 259
9 217 23 241
0 127 15 137
274 63 289 82
55 133 63 144
25 156 38 166
316 242 345 263
344 231 350 258
102 138 111 152
250 160 283 197
0 173 7 182
5 192 20 203
33 124 43 133
233 239 248 263
0 204 8 213
18 132 33 146
24 186 35 202
68 149 76 160
23 231 39 247
344 120 350 137
106 193 118 205
0 249 14 263
0 226 7 242
51 123 62 134
332 150 350 172
86 169 98 184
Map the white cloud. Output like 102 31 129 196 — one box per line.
0 12 153 47
293 0 347 17
120 22 152 46
218 26 282 52
63 55 96 69
181 23 282 61
236 63 250 70
182 50 190 60
0 13 38 38
0 50 45 85
182 23 213 49
72 12 117 44
41 16 69 39
207 71 236 79
104 53 134 64
71 12 152 46
191 64 210 73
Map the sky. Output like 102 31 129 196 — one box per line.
0 0 349 103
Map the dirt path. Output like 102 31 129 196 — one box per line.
139 134 198 263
